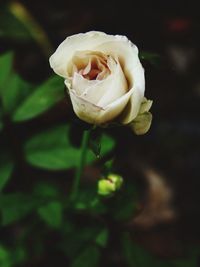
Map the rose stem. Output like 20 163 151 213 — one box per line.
70 129 90 201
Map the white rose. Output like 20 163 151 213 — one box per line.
49 31 152 132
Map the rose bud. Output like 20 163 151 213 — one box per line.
98 173 123 196
50 31 152 133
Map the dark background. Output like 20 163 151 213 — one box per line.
1 0 200 266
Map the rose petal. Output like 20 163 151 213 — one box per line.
68 86 133 125
95 39 145 123
96 57 128 107
120 64 145 123
49 31 117 78
70 73 98 95
70 55 128 108
69 91 103 124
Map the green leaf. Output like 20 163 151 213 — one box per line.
0 162 14 192
71 246 100 267
100 134 115 155
24 124 80 170
0 193 39 225
0 152 14 191
0 245 26 267
95 228 109 248
25 124 115 170
13 75 64 122
0 52 34 116
0 245 12 267
38 201 63 228
1 73 32 114
0 52 13 94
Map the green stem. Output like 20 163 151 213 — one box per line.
70 130 90 201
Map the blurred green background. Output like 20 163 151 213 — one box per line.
1 0 200 266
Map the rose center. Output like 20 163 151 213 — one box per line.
71 51 111 81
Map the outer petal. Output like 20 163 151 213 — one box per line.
49 31 119 78
120 64 145 124
68 87 133 125
94 39 145 123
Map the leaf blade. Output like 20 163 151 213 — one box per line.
0 152 14 191
0 52 13 94
13 75 64 122
25 124 115 170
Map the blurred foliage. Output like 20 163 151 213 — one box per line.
0 2 52 55
24 124 115 170
0 153 14 191
0 50 122 267
122 233 198 267
0 2 200 267
0 245 26 267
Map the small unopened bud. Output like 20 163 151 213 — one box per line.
98 173 123 196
